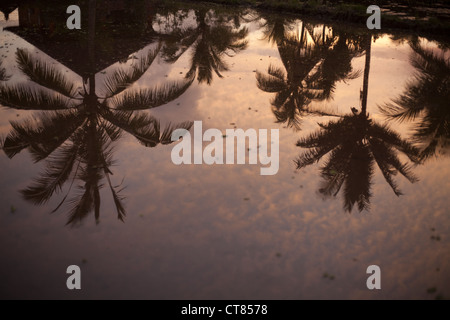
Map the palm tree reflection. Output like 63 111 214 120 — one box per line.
380 41 450 161
257 24 327 130
161 8 248 85
295 35 421 212
0 47 193 225
258 12 295 45
257 22 363 130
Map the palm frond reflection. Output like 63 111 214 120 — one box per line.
380 41 450 161
295 35 421 212
0 46 193 226
257 22 364 130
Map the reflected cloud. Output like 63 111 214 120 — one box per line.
0 0 449 300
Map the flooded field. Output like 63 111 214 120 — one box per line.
0 1 449 299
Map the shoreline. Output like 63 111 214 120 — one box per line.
174 0 450 42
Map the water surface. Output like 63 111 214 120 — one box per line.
0 1 449 299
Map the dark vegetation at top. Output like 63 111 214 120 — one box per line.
176 0 450 39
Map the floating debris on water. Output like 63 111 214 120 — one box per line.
323 272 335 280
427 287 437 294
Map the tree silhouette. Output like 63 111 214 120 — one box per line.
1 106 192 225
256 25 326 130
258 12 295 45
315 29 365 100
256 22 363 130
161 8 248 85
380 41 450 161
295 35 421 212
0 36 193 225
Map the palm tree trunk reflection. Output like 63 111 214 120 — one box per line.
296 35 421 212
0 5 194 225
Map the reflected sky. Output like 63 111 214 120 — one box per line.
0 1 449 299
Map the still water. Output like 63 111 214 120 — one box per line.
0 1 449 299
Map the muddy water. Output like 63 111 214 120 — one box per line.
0 2 449 299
